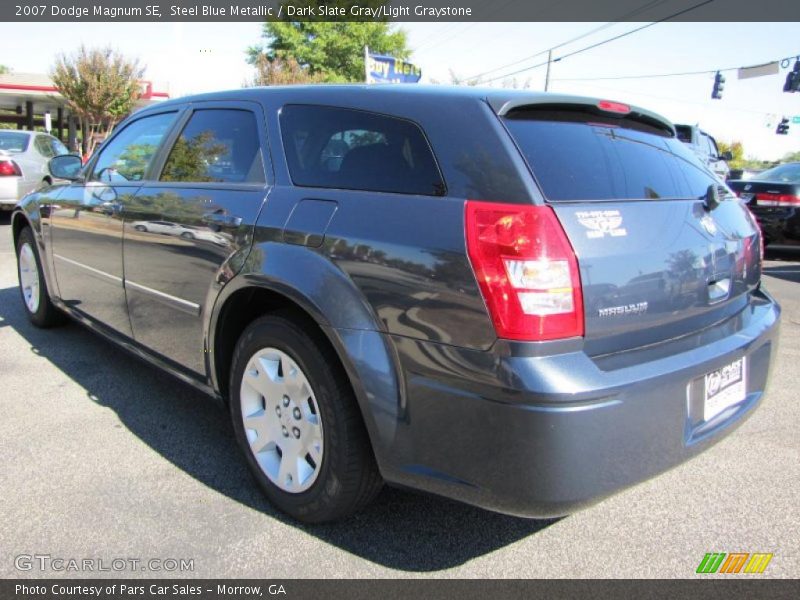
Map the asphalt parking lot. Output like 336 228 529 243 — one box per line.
0 212 798 579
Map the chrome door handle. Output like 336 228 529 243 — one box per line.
707 278 731 304
202 213 242 227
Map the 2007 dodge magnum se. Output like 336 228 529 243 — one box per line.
13 86 780 523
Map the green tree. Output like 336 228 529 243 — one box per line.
248 19 409 83
51 45 144 156
781 150 800 163
247 54 325 86
160 131 228 183
716 140 745 170
0 65 9 75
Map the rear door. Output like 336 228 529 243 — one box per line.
122 101 270 375
501 104 762 356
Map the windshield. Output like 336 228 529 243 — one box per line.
756 163 800 183
0 132 30 153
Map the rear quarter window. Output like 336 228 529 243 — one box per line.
280 104 445 196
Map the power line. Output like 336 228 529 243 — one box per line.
424 0 521 53
551 54 800 81
478 0 717 85
414 0 517 53
463 0 673 83
463 22 615 83
566 80 782 118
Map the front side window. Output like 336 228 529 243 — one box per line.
280 105 445 196
160 109 264 184
700 134 715 158
49 136 69 157
91 112 177 183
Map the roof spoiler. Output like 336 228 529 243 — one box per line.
488 94 676 136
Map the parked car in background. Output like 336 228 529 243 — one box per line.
675 124 732 181
0 131 71 210
131 219 197 238
729 162 800 246
130 220 229 245
13 86 779 523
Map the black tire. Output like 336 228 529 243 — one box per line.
134 225 147 232
16 227 65 328
180 231 194 240
229 313 382 523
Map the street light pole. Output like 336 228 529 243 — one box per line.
544 49 552 92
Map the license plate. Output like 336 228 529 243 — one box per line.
703 357 747 421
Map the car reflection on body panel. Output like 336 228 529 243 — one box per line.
130 220 229 245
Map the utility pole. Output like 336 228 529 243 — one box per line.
544 49 552 92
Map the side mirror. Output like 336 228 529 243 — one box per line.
49 154 83 181
720 151 733 161
704 184 721 211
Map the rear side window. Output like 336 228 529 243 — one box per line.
280 105 445 196
160 109 264 184
675 125 693 144
35 136 55 158
503 109 717 201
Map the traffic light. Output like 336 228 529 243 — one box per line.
784 60 800 93
776 117 790 135
711 71 725 99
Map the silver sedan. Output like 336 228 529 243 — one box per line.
0 130 71 210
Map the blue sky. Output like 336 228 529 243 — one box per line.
1 21 798 159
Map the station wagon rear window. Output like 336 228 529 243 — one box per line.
280 105 445 196
503 108 717 202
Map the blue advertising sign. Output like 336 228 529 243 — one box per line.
366 52 422 84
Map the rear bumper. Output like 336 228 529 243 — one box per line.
750 206 799 244
374 288 780 517
0 176 20 207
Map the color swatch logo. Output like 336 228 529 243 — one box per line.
696 552 773 574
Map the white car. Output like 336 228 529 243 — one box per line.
674 124 732 181
131 220 196 238
0 131 71 210
130 220 228 245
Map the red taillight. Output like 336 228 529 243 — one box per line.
0 160 21 177
465 201 584 341
597 100 630 114
756 192 800 206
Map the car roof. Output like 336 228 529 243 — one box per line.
137 84 674 131
0 130 36 137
